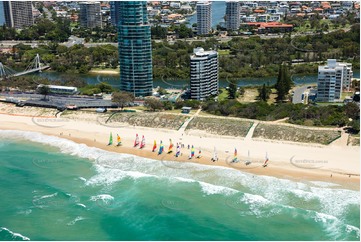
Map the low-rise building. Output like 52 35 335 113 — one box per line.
244 22 293 33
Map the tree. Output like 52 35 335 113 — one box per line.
345 102 360 120
258 84 271 102
350 119 360 134
112 91 135 109
163 101 173 110
144 98 163 111
98 82 113 94
275 64 292 102
228 79 238 99
38 85 50 100
157 87 168 95
151 25 167 39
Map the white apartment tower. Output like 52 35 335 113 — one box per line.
317 59 353 102
225 1 240 31
79 2 102 29
196 1 212 35
190 47 218 100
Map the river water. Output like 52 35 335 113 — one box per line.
32 71 360 90
186 1 227 28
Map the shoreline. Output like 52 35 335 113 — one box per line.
89 69 120 75
0 112 359 191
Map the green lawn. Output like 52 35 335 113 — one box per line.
341 91 352 100
218 88 229 102
315 102 344 106
294 19 348 33
218 49 230 56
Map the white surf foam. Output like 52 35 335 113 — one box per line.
1 130 359 226
76 203 87 208
33 192 58 201
345 225 360 238
311 211 360 239
199 181 239 196
90 194 114 202
16 209 32 216
0 227 30 241
78 177 87 182
67 216 86 226
309 181 341 188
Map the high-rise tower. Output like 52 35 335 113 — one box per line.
110 1 121 26
118 1 153 97
190 47 218 100
79 2 102 29
3 1 33 29
0 2 5 26
225 1 240 31
317 59 353 102
196 1 212 35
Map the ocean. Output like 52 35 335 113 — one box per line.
0 130 359 241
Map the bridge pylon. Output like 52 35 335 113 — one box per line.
35 53 42 72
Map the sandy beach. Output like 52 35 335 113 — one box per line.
89 69 120 75
0 108 359 190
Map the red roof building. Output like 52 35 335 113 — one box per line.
244 22 294 33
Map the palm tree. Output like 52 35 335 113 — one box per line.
38 85 50 101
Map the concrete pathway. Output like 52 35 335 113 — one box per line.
330 130 349 146
178 108 201 134
245 121 259 140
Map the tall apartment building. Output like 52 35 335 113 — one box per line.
317 59 353 102
3 1 33 29
118 1 153 97
196 1 212 35
0 2 5 26
343 63 353 91
225 1 240 31
79 2 102 29
110 1 121 26
190 47 218 100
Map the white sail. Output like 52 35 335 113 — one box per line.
212 146 218 161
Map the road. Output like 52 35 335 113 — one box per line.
0 27 351 48
0 92 115 108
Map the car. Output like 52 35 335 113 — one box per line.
96 108 107 113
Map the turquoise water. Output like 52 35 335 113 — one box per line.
0 130 359 241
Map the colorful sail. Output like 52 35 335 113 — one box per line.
107 132 113 145
232 148 238 162
263 152 269 167
134 134 139 147
116 134 121 146
158 141 164 155
140 135 145 149
191 145 195 158
152 140 157 152
175 143 180 157
167 139 173 154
